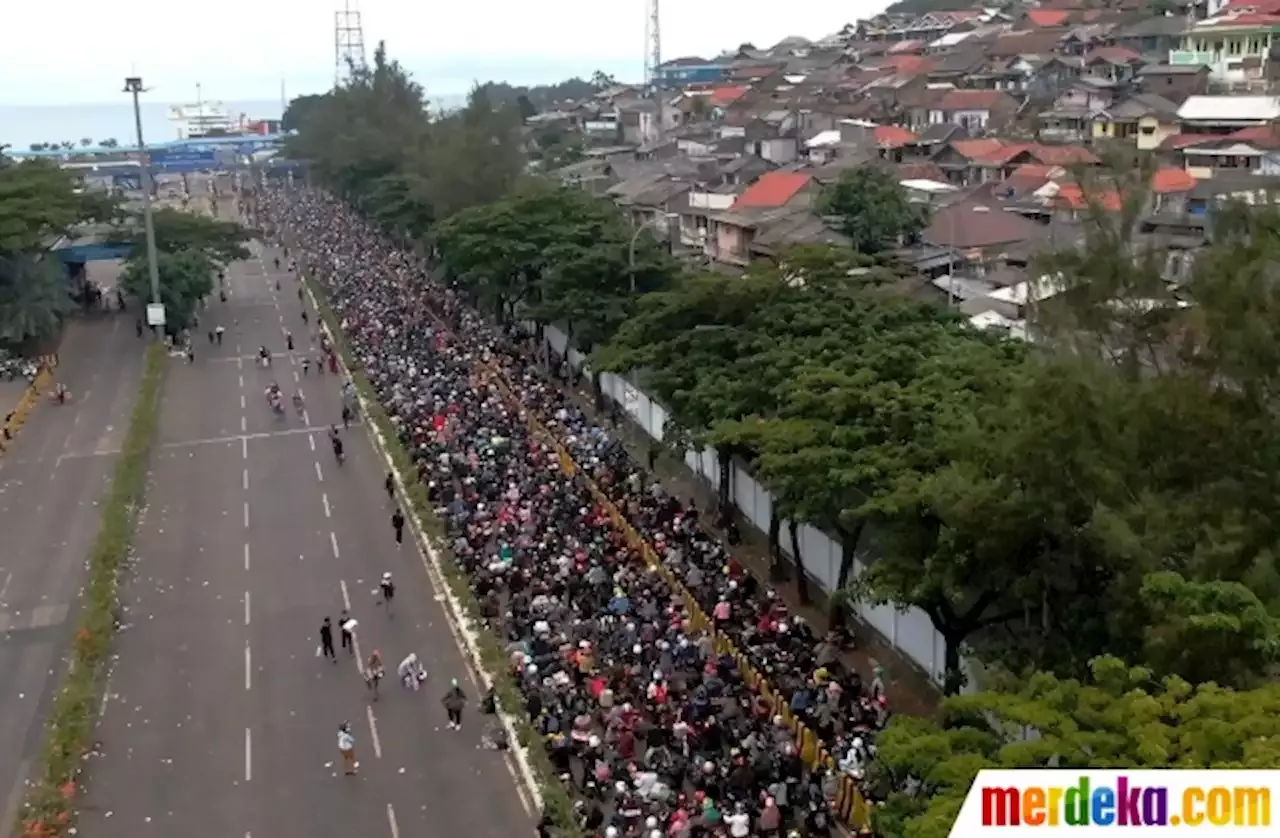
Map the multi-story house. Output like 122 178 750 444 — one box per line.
1170 4 1280 87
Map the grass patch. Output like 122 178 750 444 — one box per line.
16 342 167 838
305 277 583 837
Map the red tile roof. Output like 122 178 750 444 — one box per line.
1151 168 1197 194
1215 12 1280 25
1031 144 1098 165
1086 46 1144 65
1053 183 1122 212
876 125 919 148
880 55 935 75
897 162 948 182
887 39 925 55
709 85 750 107
1027 8 1070 26
732 172 811 210
973 142 1037 166
1224 0 1280 11
952 138 1006 159
1005 164 1065 194
1161 133 1215 150
1227 124 1280 148
938 89 1009 110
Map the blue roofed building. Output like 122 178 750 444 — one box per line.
654 57 729 88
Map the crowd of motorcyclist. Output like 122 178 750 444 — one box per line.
261 184 893 838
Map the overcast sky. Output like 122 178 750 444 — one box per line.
4 0 888 105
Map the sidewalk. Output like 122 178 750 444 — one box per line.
553 370 942 718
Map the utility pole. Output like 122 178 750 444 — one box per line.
124 76 163 334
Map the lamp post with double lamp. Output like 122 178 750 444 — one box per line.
627 212 679 293
124 76 163 334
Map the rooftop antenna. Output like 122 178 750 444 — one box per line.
643 0 663 143
334 0 368 88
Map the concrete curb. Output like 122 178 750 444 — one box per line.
1 367 52 455
304 283 544 818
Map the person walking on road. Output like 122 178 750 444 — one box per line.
337 722 357 775
384 472 395 502
391 508 405 545
319 617 336 662
442 678 467 729
339 609 354 655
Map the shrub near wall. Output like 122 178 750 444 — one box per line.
17 343 167 838
303 278 583 837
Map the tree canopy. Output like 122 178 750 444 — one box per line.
284 38 1280 835
112 203 246 332
284 42 526 234
0 160 118 346
0 161 117 254
870 656 1280 838
119 248 215 331
124 208 252 266
817 166 928 255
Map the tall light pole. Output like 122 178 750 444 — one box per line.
124 76 162 331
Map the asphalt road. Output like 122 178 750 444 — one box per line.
0 311 145 830
77 225 533 837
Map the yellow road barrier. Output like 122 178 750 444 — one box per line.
482 363 872 832
0 366 52 456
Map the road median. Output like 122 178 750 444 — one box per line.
14 342 166 838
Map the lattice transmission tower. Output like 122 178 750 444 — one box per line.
334 0 368 88
643 0 662 91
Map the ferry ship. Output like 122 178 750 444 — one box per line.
169 99 239 140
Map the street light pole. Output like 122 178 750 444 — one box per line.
124 76 162 330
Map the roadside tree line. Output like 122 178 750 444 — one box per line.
284 42 1280 835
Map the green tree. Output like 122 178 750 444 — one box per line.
124 208 251 265
817 166 927 255
100 138 119 149
0 255 74 345
868 656 1280 838
281 94 328 133
0 160 118 254
120 249 215 331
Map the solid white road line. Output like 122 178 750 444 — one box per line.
245 644 252 691
366 704 382 759
340 579 351 610
322 493 331 518
330 531 340 559
244 728 252 781
386 804 400 838
162 426 332 450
